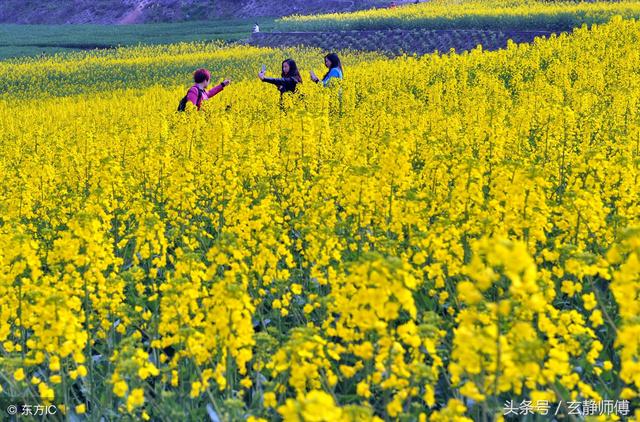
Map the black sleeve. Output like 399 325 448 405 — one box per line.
262 77 288 86
263 77 298 86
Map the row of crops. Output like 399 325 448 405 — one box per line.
250 29 556 56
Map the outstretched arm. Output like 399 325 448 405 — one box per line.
207 84 224 97
262 77 299 88
261 77 287 86
207 80 230 97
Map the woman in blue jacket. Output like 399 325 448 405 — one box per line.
310 53 343 87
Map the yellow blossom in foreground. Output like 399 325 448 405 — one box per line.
0 11 637 421
13 368 25 382
278 390 343 422
126 388 145 412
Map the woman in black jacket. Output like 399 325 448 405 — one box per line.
258 59 302 94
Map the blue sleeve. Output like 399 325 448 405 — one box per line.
322 68 343 86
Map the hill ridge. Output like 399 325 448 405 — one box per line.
0 0 394 24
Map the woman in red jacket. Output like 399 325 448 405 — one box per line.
185 68 231 110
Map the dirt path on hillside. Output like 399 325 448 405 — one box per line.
118 0 151 24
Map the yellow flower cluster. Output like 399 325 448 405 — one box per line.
1 13 640 421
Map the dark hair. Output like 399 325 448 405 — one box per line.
193 68 211 84
282 59 302 83
323 53 343 80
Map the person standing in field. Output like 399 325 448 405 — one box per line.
178 68 230 111
310 53 344 87
258 59 302 94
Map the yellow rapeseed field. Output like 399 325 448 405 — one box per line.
279 0 640 31
0 16 639 421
